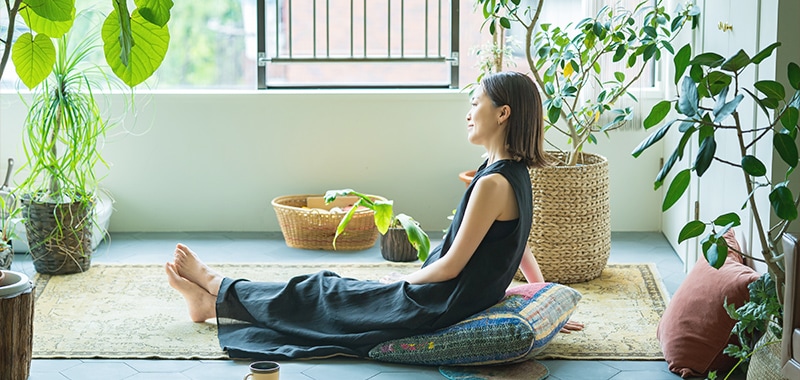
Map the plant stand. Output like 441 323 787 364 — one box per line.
0 272 34 380
380 228 418 262
528 151 611 284
25 199 93 274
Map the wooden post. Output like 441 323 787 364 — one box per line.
0 286 34 380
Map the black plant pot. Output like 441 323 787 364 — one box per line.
380 228 418 262
24 198 93 275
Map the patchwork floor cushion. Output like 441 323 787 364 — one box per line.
368 282 582 366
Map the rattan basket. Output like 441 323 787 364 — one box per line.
272 194 383 251
527 151 611 284
24 198 93 275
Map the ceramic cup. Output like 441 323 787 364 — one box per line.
243 361 280 380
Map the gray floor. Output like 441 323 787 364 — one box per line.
8 231 740 380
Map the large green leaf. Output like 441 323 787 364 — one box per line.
742 155 767 176
396 213 431 262
789 62 800 91
102 9 170 87
678 220 705 243
752 42 780 64
714 94 743 123
136 0 174 27
754 80 786 101
770 185 797 221
703 237 728 269
372 202 394 234
713 213 741 227
782 107 799 132
662 169 690 211
774 133 798 168
690 52 724 67
674 43 691 85
694 136 716 177
23 0 74 22
720 49 750 72
643 100 672 129
704 71 733 96
679 76 699 116
11 32 56 89
633 119 675 157
19 4 74 38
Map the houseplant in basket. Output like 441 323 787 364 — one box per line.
632 42 800 378
472 0 698 283
324 189 431 262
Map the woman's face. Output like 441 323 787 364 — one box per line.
466 86 504 146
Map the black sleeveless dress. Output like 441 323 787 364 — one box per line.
216 159 533 360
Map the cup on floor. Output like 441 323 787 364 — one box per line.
244 361 280 380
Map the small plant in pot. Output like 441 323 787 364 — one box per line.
324 189 431 262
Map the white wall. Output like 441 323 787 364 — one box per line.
0 90 662 233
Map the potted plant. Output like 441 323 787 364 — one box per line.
470 0 698 283
633 42 800 378
324 189 431 262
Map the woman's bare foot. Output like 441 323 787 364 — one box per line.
173 243 223 296
166 262 217 322
559 320 585 334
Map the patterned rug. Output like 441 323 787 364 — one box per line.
31 262 667 359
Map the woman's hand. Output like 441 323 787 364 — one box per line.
379 272 405 284
559 320 585 333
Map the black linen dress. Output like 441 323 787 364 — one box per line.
216 159 533 360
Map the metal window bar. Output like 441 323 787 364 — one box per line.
257 0 459 89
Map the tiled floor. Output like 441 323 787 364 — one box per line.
8 231 741 380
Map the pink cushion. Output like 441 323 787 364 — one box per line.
657 230 760 378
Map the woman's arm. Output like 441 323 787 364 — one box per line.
518 245 545 283
403 173 516 285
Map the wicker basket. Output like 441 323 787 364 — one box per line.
24 198 94 275
272 194 383 251
528 151 611 284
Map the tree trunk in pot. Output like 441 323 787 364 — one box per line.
0 283 33 380
380 228 418 262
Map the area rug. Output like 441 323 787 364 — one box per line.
31 262 667 360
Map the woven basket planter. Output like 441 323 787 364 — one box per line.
380 228 418 262
23 198 93 275
272 194 383 251
528 151 611 284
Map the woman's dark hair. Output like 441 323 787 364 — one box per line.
480 71 547 167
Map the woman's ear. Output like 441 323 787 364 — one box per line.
498 105 511 124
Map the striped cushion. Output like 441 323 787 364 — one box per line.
368 283 581 366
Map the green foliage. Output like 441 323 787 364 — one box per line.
324 189 431 262
475 0 699 165
1 0 173 88
634 41 799 309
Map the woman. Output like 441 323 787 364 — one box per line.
166 71 580 360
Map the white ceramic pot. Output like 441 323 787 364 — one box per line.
0 270 31 298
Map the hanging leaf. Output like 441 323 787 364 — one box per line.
662 169 690 211
742 155 767 176
704 237 728 269
774 133 798 168
678 76 699 116
102 9 171 87
751 42 781 64
694 136 716 177
754 80 786 101
782 107 799 132
713 213 741 227
633 119 676 157
674 43 691 85
678 220 706 243
643 100 672 129
770 185 797 221
789 62 800 91
11 32 56 89
720 49 750 72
